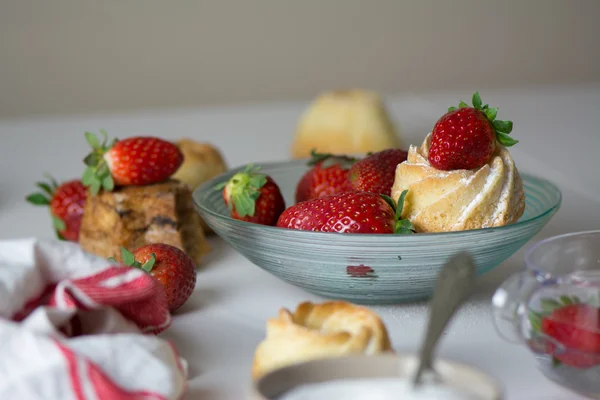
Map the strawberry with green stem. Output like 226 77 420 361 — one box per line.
429 91 518 171
295 149 357 203
114 244 197 312
529 295 600 368
82 130 184 195
216 164 285 226
26 175 87 241
277 189 415 234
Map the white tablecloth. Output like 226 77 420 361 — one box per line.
1 85 599 399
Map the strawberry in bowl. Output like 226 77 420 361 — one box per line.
193 90 561 305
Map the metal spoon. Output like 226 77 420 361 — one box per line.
412 251 476 386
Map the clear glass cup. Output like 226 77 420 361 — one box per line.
492 230 600 398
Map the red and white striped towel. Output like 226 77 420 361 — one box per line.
0 238 188 400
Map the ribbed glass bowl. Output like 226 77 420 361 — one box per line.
193 159 562 304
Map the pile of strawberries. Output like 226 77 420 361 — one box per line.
26 130 197 312
220 91 517 235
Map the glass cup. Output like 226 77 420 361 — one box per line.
492 230 600 398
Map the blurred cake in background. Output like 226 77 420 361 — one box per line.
173 139 228 233
291 90 403 158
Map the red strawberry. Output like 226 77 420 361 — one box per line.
81 130 184 195
348 148 408 196
26 176 87 241
217 165 285 226
277 190 414 234
295 150 357 203
540 303 600 368
428 92 518 171
118 244 197 312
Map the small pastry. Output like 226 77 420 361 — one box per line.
172 139 228 233
252 301 393 380
391 133 525 233
391 92 525 233
173 139 228 190
291 90 403 158
79 179 211 265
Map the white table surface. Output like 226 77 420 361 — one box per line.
1 85 599 400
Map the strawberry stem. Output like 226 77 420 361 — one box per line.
380 190 415 234
217 164 267 217
117 247 156 272
81 130 118 196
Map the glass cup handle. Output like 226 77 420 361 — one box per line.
491 271 540 344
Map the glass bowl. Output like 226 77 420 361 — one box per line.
492 230 600 399
194 159 562 305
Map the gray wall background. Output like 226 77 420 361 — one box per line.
1 0 598 118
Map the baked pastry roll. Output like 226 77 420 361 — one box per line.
252 301 393 380
391 133 526 233
291 90 403 158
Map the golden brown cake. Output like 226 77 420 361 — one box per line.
252 301 393 380
291 90 403 158
172 139 228 234
391 133 526 233
79 180 210 265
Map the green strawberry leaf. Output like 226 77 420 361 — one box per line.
44 173 59 190
102 174 114 192
55 229 66 241
224 166 269 217
540 298 562 313
528 310 542 332
472 91 483 109
83 153 101 167
448 106 457 112
51 214 66 232
36 182 54 196
82 166 95 186
120 247 137 266
379 194 397 211
381 190 415 234
81 130 118 196
84 131 101 150
497 132 519 147
26 193 50 206
484 107 498 121
141 253 156 272
214 181 228 191
459 101 469 108
493 120 513 134
89 180 101 196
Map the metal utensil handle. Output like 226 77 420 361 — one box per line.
413 251 476 385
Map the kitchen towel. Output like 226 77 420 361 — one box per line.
0 238 187 400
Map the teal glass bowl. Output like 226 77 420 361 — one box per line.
193 159 562 305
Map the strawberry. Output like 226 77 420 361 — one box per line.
295 150 357 203
117 244 197 312
348 148 408 196
277 190 414 234
216 164 285 226
428 91 518 171
529 296 600 368
81 130 184 195
26 176 87 241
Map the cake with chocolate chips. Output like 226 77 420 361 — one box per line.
79 179 210 265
